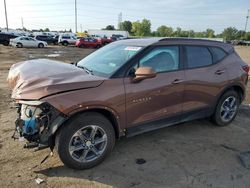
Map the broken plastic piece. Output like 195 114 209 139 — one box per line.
35 178 44 184
239 151 250 170
135 158 146 165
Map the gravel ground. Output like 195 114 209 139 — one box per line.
0 45 250 188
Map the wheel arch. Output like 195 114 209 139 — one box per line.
55 107 121 140
216 83 245 105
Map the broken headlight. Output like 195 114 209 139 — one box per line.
14 101 59 143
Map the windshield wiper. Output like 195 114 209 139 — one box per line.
77 65 94 75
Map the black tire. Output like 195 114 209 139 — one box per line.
3 40 9 46
79 44 85 48
62 41 69 46
95 44 101 49
38 43 44 48
16 43 23 48
212 90 240 126
57 112 115 170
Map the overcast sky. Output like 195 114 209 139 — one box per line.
0 0 249 33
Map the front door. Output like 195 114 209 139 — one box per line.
124 46 185 127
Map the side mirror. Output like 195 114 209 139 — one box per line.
132 67 156 83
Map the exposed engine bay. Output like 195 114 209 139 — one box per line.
13 101 66 150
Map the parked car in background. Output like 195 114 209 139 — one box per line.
91 35 113 45
112 34 126 40
7 38 249 170
76 37 102 48
58 34 77 46
0 33 18 46
10 36 48 48
34 35 58 45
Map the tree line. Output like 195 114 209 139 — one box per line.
104 19 250 41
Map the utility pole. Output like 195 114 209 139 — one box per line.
21 17 24 30
75 0 77 33
244 9 250 33
4 0 9 31
118 12 122 29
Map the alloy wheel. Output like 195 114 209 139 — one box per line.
220 96 237 122
68 125 108 163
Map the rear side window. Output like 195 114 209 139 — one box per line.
185 46 212 69
209 47 227 63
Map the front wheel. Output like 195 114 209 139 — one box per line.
79 44 85 48
38 43 44 48
212 90 240 126
57 112 115 170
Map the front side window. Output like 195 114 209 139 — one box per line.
139 46 179 73
185 46 212 69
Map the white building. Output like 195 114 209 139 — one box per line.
88 29 129 38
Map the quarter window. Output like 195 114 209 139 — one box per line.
210 47 227 63
185 46 212 68
139 46 179 73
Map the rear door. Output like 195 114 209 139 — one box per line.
183 45 228 114
124 45 185 127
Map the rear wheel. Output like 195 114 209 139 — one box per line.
38 43 44 48
62 41 69 46
3 40 9 46
16 43 23 48
57 112 115 170
212 90 240 126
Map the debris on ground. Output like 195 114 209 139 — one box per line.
35 177 44 185
135 158 146 165
239 151 250 170
220 144 239 152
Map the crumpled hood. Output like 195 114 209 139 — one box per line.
7 59 105 100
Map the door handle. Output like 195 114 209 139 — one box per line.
215 70 225 75
172 79 184 84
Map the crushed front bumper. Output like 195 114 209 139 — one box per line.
13 101 67 150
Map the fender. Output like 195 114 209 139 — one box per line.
67 105 125 137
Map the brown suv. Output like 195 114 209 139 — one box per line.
7 38 249 169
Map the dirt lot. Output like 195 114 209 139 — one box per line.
0 45 250 188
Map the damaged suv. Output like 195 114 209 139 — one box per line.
7 38 249 169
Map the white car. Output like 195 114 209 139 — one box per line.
58 34 77 46
10 36 48 48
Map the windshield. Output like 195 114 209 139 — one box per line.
77 43 143 77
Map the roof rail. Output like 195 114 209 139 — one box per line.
159 37 225 43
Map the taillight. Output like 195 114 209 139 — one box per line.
242 65 249 73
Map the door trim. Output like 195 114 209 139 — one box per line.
126 107 213 137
